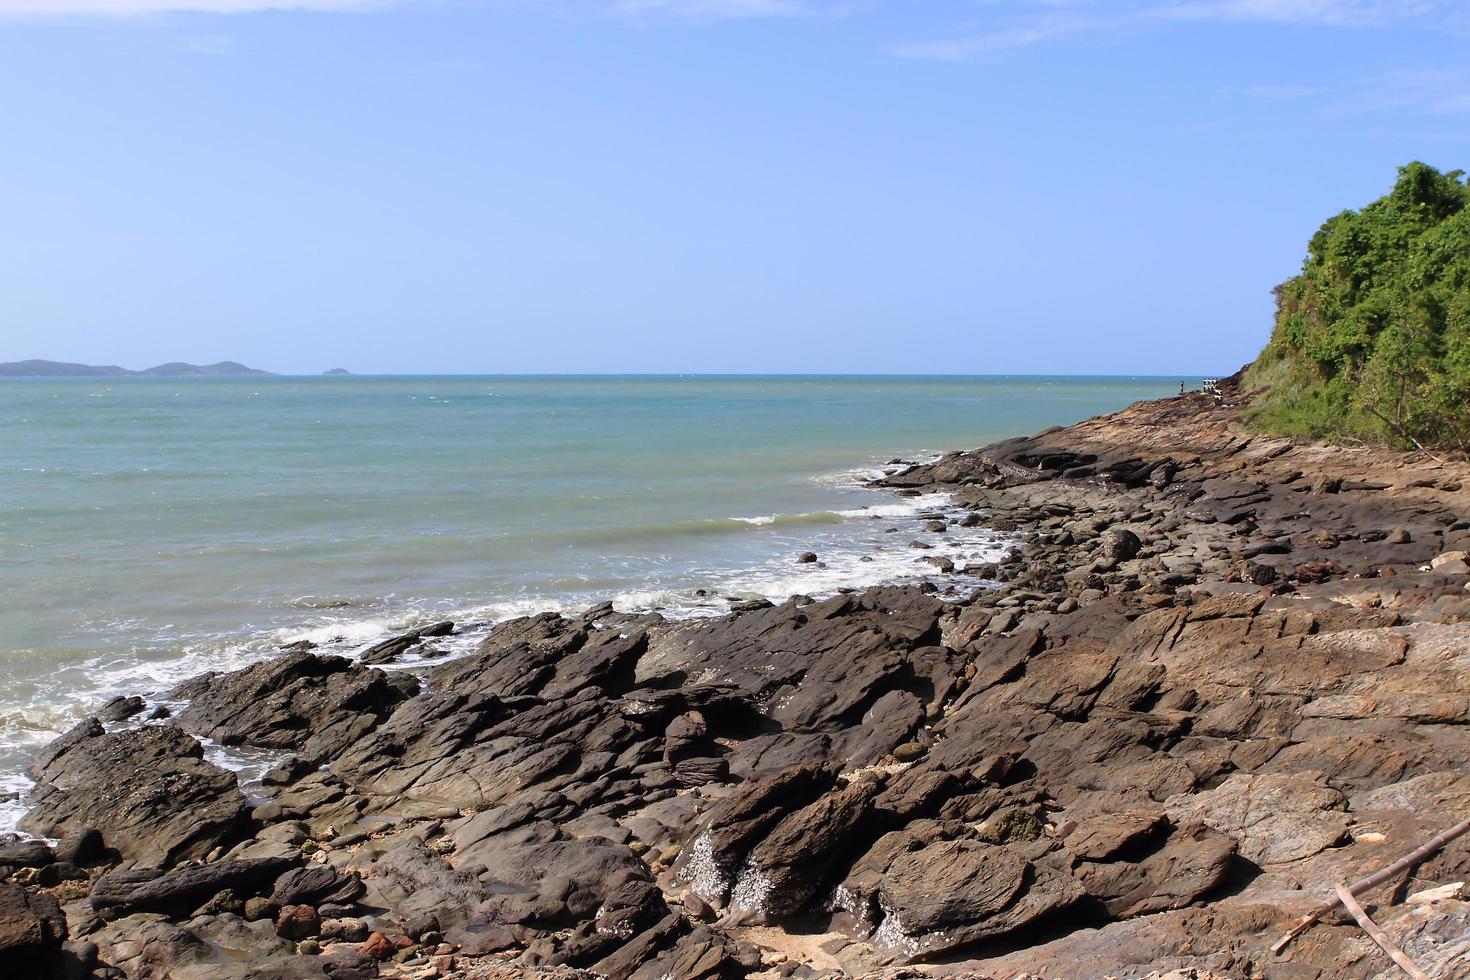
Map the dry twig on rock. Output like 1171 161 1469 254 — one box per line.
1272 813 1470 954
1335 882 1428 980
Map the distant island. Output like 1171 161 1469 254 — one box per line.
323 368 352 376
0 359 275 378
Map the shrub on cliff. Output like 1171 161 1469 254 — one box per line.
1246 162 1470 451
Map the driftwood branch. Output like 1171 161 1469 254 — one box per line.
1272 813 1470 954
1358 398 1446 462
1335 883 1429 979
1350 358 1447 462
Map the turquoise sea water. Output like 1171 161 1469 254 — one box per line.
0 374 1189 828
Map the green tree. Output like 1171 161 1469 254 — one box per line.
1247 162 1470 451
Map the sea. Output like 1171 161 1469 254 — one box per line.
0 374 1190 832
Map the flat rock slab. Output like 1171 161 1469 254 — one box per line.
1167 771 1350 866
1069 819 1238 918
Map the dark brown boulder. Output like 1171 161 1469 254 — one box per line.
837 827 1084 963
1097 528 1141 569
0 883 66 973
627 925 763 980
727 774 885 921
663 710 711 764
271 866 365 908
97 695 146 723
356 620 454 664
274 903 321 940
0 839 54 868
671 764 834 907
90 856 297 914
53 827 105 866
430 612 585 699
332 686 644 811
172 652 412 765
1064 814 1238 917
21 721 246 867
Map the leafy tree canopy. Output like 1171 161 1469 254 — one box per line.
1247 161 1470 451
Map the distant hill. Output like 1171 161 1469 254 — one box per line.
0 359 275 378
0 360 133 377
137 361 274 377
323 368 353 376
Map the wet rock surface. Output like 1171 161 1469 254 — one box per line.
171 652 414 765
20 722 246 868
10 375 1470 977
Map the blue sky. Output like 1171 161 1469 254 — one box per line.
1 1 1466 375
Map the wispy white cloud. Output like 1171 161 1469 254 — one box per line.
1159 0 1441 27
1332 67 1470 117
0 0 394 12
891 0 1463 61
889 12 1100 60
611 0 810 17
1228 66 1470 118
0 0 824 15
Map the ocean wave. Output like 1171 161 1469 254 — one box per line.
0 485 1010 838
728 510 845 529
289 595 371 610
810 451 945 489
562 505 925 543
664 491 953 537
730 495 943 528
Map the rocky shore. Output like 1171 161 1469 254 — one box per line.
6 375 1470 979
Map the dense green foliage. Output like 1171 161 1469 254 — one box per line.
1246 162 1470 451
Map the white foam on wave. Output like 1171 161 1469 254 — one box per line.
613 490 1008 621
810 450 945 489
0 766 36 838
0 593 586 835
835 497 943 519
198 738 291 807
0 475 1012 837
732 498 936 528
610 587 730 619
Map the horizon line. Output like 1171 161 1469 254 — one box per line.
2 370 1227 379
